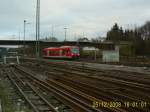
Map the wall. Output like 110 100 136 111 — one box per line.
102 50 119 62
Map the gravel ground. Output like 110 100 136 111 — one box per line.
0 67 32 112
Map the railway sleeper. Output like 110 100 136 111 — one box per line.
7 70 58 112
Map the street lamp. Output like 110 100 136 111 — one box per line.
51 25 54 38
23 20 30 56
64 27 68 41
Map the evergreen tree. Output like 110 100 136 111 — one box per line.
106 23 124 43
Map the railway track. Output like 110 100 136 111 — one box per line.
16 64 148 112
46 71 150 112
47 66 150 100
13 65 110 112
5 68 58 112
20 62 150 112
1 57 150 112
15 65 131 112
24 59 150 79
35 61 150 89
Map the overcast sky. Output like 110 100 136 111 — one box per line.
0 0 150 41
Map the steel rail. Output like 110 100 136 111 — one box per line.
6 69 58 112
48 66 150 96
14 65 98 112
47 72 149 112
15 65 133 112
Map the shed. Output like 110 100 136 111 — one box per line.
102 50 119 62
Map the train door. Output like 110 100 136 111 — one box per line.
59 49 62 56
66 48 71 56
61 48 67 56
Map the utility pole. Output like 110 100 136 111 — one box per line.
18 27 21 56
64 27 68 41
24 20 26 56
23 20 30 57
51 25 54 38
36 0 40 58
18 27 21 40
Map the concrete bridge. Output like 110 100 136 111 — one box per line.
0 40 115 49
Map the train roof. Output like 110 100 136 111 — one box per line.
44 47 59 50
44 46 79 50
60 46 79 48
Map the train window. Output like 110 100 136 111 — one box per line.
49 50 53 55
62 49 67 55
54 50 59 55
51 51 55 55
48 50 59 55
71 48 79 54
67 50 70 53
48 51 51 55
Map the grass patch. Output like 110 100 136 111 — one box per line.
0 80 16 112
0 79 32 112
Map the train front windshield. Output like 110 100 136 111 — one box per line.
71 48 79 54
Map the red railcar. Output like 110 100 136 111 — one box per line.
43 46 80 59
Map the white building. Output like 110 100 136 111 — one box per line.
102 46 119 62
